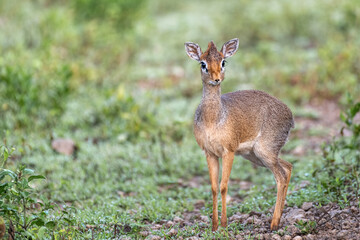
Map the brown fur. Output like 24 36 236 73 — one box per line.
185 39 294 231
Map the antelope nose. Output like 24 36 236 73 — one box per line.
215 79 220 82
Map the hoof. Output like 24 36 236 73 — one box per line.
270 222 279 231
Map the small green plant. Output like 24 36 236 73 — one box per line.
0 145 47 238
313 94 360 206
0 145 77 238
295 220 317 234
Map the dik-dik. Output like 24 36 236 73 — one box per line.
184 39 294 231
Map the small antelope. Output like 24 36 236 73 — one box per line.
184 39 294 231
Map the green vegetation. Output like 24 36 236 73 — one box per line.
0 0 359 238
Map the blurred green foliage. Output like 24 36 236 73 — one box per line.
0 0 359 238
72 0 145 30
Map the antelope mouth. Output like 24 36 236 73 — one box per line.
209 80 221 86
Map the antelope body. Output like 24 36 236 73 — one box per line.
185 39 294 231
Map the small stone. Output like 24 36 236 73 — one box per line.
286 225 300 235
255 234 264 240
301 202 313 211
284 208 306 224
167 228 178 236
263 233 272 240
305 234 314 240
148 235 161 240
173 216 183 223
245 216 261 225
186 237 200 240
342 220 352 229
271 234 281 240
337 230 347 238
200 215 209 222
351 206 359 213
329 209 341 218
292 236 302 240
165 221 174 228
139 231 149 237
283 235 292 240
51 138 76 155
150 224 162 230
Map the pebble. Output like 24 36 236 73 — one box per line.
271 234 281 240
199 215 209 222
337 230 348 238
263 233 272 240
301 202 313 211
150 224 162 230
342 220 352 229
139 231 150 237
148 235 161 240
305 234 314 240
165 220 174 228
51 138 76 155
167 228 178 236
284 208 306 224
173 216 183 223
245 216 261 225
292 236 302 240
283 235 292 240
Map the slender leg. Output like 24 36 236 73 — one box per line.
206 152 220 231
220 150 235 228
270 159 292 231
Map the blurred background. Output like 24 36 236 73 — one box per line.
0 0 359 238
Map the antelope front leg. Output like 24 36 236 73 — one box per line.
220 150 235 228
206 152 220 231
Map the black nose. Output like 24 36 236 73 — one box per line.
215 79 220 82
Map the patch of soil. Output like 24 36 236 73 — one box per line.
291 100 342 156
143 201 359 239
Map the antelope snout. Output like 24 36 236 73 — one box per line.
215 79 220 83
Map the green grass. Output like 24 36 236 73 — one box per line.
1 0 360 238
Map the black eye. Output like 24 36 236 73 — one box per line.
201 62 206 69
200 62 208 72
221 60 226 68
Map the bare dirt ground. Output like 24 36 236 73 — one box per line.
139 100 360 239
139 200 359 239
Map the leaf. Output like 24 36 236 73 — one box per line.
37 226 47 239
23 168 35 175
0 216 5 239
3 147 8 162
63 217 73 224
32 217 45 227
339 113 346 124
28 175 46 182
0 169 17 180
45 221 56 228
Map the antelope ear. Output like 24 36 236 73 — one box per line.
221 38 239 59
184 42 202 62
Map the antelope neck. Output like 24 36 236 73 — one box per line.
201 84 223 125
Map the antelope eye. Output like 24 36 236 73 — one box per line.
201 62 206 70
221 60 226 68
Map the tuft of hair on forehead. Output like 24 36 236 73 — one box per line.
201 41 224 61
